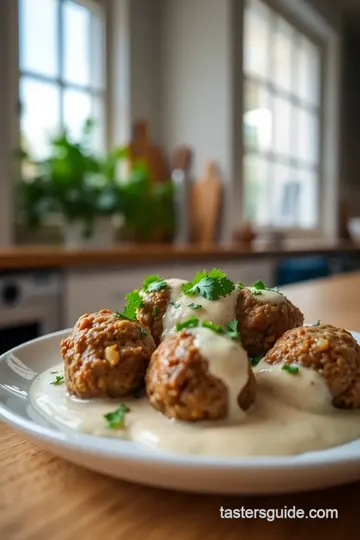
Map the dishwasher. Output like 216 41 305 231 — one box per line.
0 272 62 355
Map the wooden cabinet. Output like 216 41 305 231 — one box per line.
64 260 275 327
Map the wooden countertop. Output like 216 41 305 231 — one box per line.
1 240 360 269
1 272 360 539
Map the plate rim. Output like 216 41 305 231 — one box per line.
1 328 360 472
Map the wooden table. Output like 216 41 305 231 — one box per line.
1 271 360 539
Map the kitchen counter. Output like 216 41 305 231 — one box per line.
1 272 360 539
0 241 360 270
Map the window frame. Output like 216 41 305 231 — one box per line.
18 0 107 154
241 0 326 235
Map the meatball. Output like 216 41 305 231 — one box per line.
136 287 170 345
236 288 304 357
146 330 257 421
61 309 156 399
265 324 360 408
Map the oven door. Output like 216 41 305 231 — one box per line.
0 301 60 355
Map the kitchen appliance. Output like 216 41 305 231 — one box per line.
0 272 62 355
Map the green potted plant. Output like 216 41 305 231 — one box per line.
19 120 125 247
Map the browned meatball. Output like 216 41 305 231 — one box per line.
136 287 170 345
236 288 304 357
146 331 257 421
265 324 360 408
61 309 156 399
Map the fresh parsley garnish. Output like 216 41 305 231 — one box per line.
51 374 64 386
237 281 245 289
250 354 264 367
117 289 143 320
252 280 266 290
313 320 321 326
253 290 263 296
188 303 202 310
139 327 149 337
152 306 160 317
176 317 199 331
202 321 224 334
224 319 240 340
282 364 299 375
181 268 235 301
142 274 168 293
104 404 130 429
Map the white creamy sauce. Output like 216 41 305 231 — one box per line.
30 359 360 457
161 278 239 340
247 287 286 304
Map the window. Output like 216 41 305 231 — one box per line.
19 0 106 159
243 0 322 230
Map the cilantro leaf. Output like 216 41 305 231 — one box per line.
225 319 240 340
250 354 264 367
181 268 235 301
116 289 143 320
51 374 64 386
142 274 168 293
104 404 130 429
152 306 160 317
237 281 245 289
176 317 199 331
139 327 149 337
253 290 262 296
282 364 299 375
252 280 266 290
188 303 202 310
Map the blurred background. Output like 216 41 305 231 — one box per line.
0 0 359 351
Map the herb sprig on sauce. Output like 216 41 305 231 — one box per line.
282 364 299 375
181 268 235 301
176 317 241 341
250 280 283 297
50 374 65 386
104 404 131 429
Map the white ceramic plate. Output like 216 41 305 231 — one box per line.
1 329 360 495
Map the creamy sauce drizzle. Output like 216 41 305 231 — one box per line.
30 359 360 457
247 287 286 304
161 278 238 340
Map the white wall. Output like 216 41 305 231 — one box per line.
161 0 233 239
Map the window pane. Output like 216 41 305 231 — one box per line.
273 17 294 93
296 36 320 105
298 169 318 229
63 1 90 86
243 81 272 151
273 97 292 156
19 0 58 77
20 77 60 159
243 0 271 79
272 164 302 227
63 89 92 141
243 154 270 225
296 108 319 165
92 97 106 154
91 13 105 90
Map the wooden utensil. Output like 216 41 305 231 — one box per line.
128 120 169 183
191 161 223 245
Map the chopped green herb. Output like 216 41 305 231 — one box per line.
50 371 59 374
142 274 168 293
225 319 240 340
252 280 266 290
188 303 202 310
51 374 64 386
253 290 263 296
282 364 299 375
202 320 225 334
117 289 143 320
169 301 181 308
181 268 235 301
313 320 321 326
152 306 160 317
237 281 245 289
176 317 199 331
250 354 264 367
104 404 130 429
139 327 149 337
